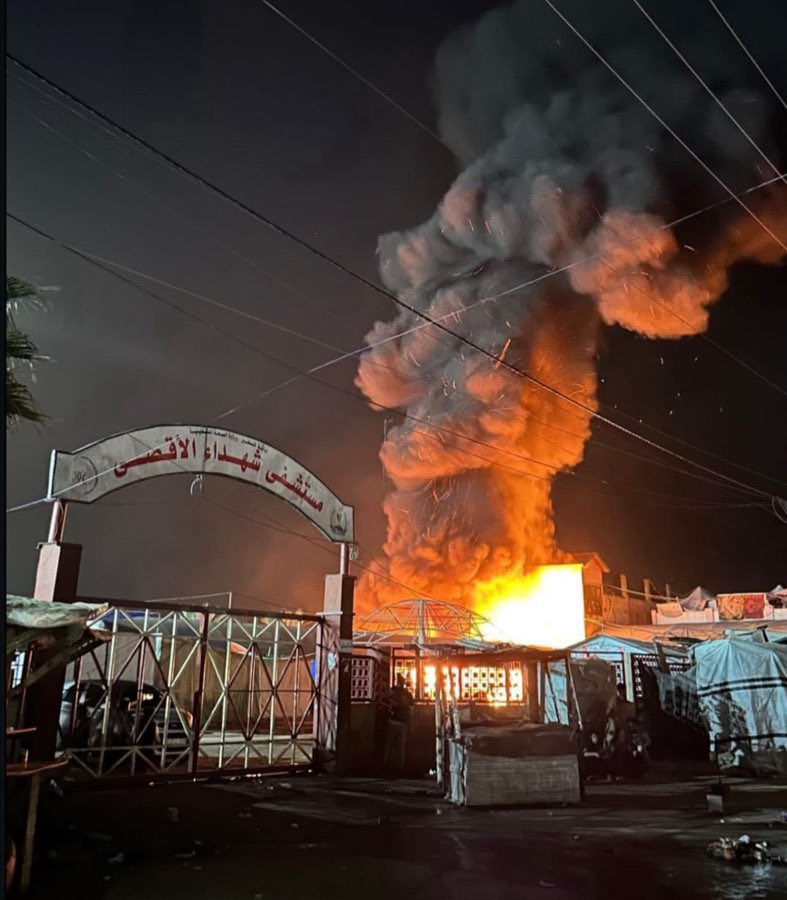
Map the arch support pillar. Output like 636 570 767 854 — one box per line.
23 511 83 760
315 573 355 773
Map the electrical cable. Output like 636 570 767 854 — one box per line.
258 0 450 152
541 0 787 254
631 0 785 184
706 0 787 113
202 494 447 604
7 86 345 324
8 57 787 485
596 253 787 400
6 212 781 513
11 211 783 515
6 59 783 505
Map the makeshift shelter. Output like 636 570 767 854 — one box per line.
567 632 690 701
6 596 108 701
435 647 582 807
679 586 715 612
5 596 108 744
544 656 617 735
693 636 787 774
768 586 787 608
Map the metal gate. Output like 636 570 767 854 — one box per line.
58 598 325 780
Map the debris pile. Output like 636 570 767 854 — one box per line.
706 835 787 866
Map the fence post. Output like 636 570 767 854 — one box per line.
190 611 210 776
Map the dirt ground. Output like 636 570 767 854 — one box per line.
11 764 787 900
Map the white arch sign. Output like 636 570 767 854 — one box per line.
47 425 354 543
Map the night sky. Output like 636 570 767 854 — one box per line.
6 0 786 609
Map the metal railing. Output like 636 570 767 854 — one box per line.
58 598 325 780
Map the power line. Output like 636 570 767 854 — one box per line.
541 0 787 254
7 214 307 368
773 497 787 525
631 0 785 184
202 494 446 603
27 82 782 414
706 0 787 113
7 85 345 324
9 56 786 478
597 253 787 400
13 211 780 518
257 0 450 152
6 59 782 506
6 223 778 514
11 57 785 331
0 215 680 505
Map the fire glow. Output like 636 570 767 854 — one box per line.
353 2 785 617
396 660 525 704
475 563 586 649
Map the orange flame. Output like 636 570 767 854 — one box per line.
475 563 586 648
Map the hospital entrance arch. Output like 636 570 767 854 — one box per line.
27 425 356 773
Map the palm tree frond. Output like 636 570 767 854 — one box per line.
6 372 47 427
6 276 52 428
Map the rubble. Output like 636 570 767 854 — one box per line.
706 835 787 866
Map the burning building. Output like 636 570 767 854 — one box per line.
354 1 785 642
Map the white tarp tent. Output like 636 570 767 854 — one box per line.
693 637 787 774
679 586 715 611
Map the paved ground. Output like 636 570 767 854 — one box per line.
13 765 787 899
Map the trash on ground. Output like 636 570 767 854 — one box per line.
706 834 787 865
707 794 724 814
107 852 125 866
49 780 64 798
86 833 113 842
167 807 179 823
175 850 197 860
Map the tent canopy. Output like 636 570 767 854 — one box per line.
679 586 715 611
693 637 787 773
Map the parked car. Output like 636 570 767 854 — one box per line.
59 680 192 760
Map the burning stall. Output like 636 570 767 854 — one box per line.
434 646 581 807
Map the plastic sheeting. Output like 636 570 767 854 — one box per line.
693 637 787 774
679 586 715 611
545 657 616 730
655 668 702 725
6 595 108 630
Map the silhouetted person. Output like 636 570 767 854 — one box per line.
383 675 414 773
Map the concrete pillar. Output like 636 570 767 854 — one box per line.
315 573 355 773
33 542 82 603
24 539 83 759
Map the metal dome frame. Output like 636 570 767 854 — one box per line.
353 598 499 648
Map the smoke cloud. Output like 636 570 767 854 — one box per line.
356 1 785 609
